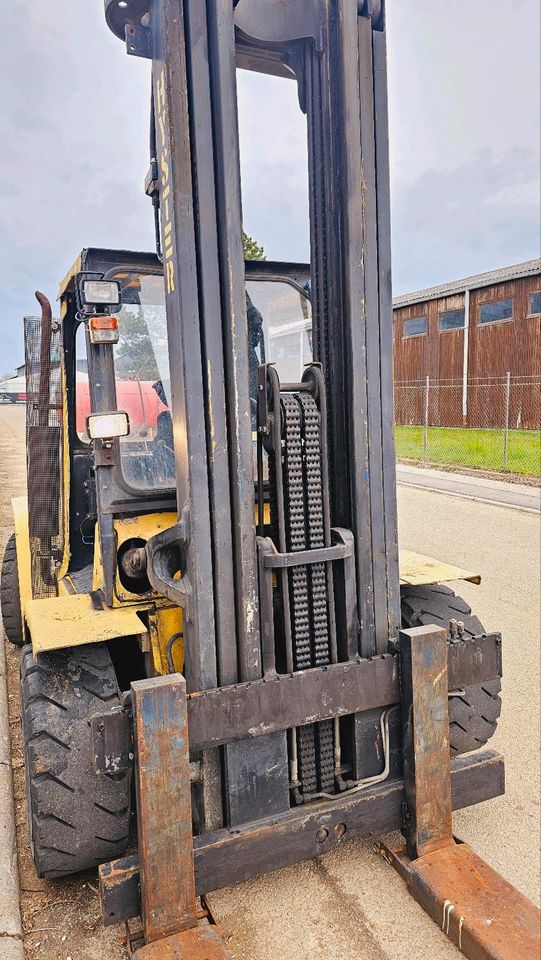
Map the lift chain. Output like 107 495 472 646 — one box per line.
281 392 335 797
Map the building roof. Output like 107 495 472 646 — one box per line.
392 259 541 309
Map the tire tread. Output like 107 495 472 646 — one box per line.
400 584 501 755
1 534 24 646
21 644 131 878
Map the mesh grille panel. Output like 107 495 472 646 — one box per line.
24 315 64 598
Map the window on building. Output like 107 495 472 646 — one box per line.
439 308 465 331
528 291 541 315
403 316 428 338
479 298 513 324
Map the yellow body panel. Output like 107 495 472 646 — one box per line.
26 593 147 655
113 513 177 603
93 513 178 605
12 497 32 621
147 607 184 674
399 549 480 587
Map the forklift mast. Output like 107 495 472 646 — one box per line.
105 0 401 833
107 0 398 673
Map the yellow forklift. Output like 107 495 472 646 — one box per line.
1 1 538 958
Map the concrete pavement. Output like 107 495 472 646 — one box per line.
397 462 540 512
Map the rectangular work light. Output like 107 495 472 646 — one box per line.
87 411 130 442
82 279 121 307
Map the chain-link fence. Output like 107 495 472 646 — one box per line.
394 375 541 478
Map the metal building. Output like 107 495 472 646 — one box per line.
393 259 541 429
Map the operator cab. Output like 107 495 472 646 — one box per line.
60 248 311 575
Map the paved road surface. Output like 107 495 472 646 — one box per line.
397 462 540 512
1 403 539 960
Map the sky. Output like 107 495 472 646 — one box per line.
0 0 539 376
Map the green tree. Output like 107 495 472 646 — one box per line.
242 231 266 261
114 305 162 381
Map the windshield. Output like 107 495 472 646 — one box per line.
106 272 312 492
111 271 174 491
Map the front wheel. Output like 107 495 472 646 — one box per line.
400 584 501 755
21 643 131 878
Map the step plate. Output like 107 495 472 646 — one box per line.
380 839 540 960
132 926 230 960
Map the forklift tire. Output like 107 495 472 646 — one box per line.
1 533 24 647
20 643 131 878
400 584 501 756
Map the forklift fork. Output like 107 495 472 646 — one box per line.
380 625 540 960
127 674 230 960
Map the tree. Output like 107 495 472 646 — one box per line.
114 305 164 382
242 231 266 261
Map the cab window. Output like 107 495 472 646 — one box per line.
111 271 174 491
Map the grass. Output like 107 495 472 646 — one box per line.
394 425 541 477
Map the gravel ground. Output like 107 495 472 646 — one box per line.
1 403 539 960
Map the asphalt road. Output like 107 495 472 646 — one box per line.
1 403 539 960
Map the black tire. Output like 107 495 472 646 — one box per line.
400 584 501 755
1 533 24 646
20 643 131 878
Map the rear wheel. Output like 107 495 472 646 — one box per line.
20 643 131 878
400 584 501 755
1 533 24 647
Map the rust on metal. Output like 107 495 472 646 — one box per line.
130 926 230 960
132 674 197 943
99 750 505 926
379 839 541 960
99 854 140 926
185 632 501 753
399 624 454 859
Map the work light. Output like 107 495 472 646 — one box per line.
86 411 130 442
82 280 121 307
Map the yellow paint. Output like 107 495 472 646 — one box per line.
57 576 74 597
92 524 103 593
11 497 32 621
113 512 177 604
147 606 184 675
399 549 481 586
254 501 271 528
26 593 147 655
57 252 82 299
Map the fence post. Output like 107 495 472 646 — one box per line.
423 376 429 459
503 371 511 470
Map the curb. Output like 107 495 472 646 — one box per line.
396 478 540 514
0 634 24 959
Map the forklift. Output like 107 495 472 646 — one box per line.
1 1 539 958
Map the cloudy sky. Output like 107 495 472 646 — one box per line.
0 0 539 375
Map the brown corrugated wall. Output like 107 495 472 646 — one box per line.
393 274 541 429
